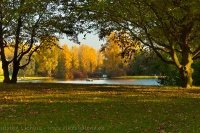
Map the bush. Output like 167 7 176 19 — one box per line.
108 69 126 77
72 71 87 79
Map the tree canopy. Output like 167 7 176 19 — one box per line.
0 0 85 83
1 0 200 88
80 0 200 88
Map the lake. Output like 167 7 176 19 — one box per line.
17 78 160 86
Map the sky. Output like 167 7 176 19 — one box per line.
59 34 105 50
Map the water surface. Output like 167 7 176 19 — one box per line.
18 78 160 86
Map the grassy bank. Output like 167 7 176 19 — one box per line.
0 76 4 81
111 76 163 79
0 83 200 132
0 76 52 81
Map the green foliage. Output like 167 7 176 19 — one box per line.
128 50 181 86
157 64 180 86
56 51 67 79
192 60 200 86
35 45 60 77
130 51 159 76
82 0 200 88
18 57 35 77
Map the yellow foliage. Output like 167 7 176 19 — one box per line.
4 47 14 60
78 44 97 73
103 32 123 70
0 62 3 75
71 45 79 70
97 50 104 71
62 44 72 70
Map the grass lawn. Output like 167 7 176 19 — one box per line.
0 83 200 133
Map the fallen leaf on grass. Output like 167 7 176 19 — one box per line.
8 115 17 118
160 129 166 133
50 109 57 112
29 111 39 115
9 107 16 113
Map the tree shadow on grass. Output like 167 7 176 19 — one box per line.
1 83 200 132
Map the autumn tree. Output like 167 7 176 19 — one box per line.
81 0 200 88
35 36 60 77
0 0 84 83
18 57 35 78
56 50 66 79
71 45 79 72
57 44 102 79
88 47 97 73
78 44 97 73
96 50 104 72
102 32 128 77
56 44 73 79
0 0 53 83
78 44 88 72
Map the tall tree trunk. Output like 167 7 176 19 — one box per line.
2 61 11 83
179 53 194 88
179 65 193 88
11 61 19 83
0 19 11 83
11 71 19 83
10 9 23 83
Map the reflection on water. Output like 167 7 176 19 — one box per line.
18 78 160 86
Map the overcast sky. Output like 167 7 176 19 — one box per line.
59 34 105 50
